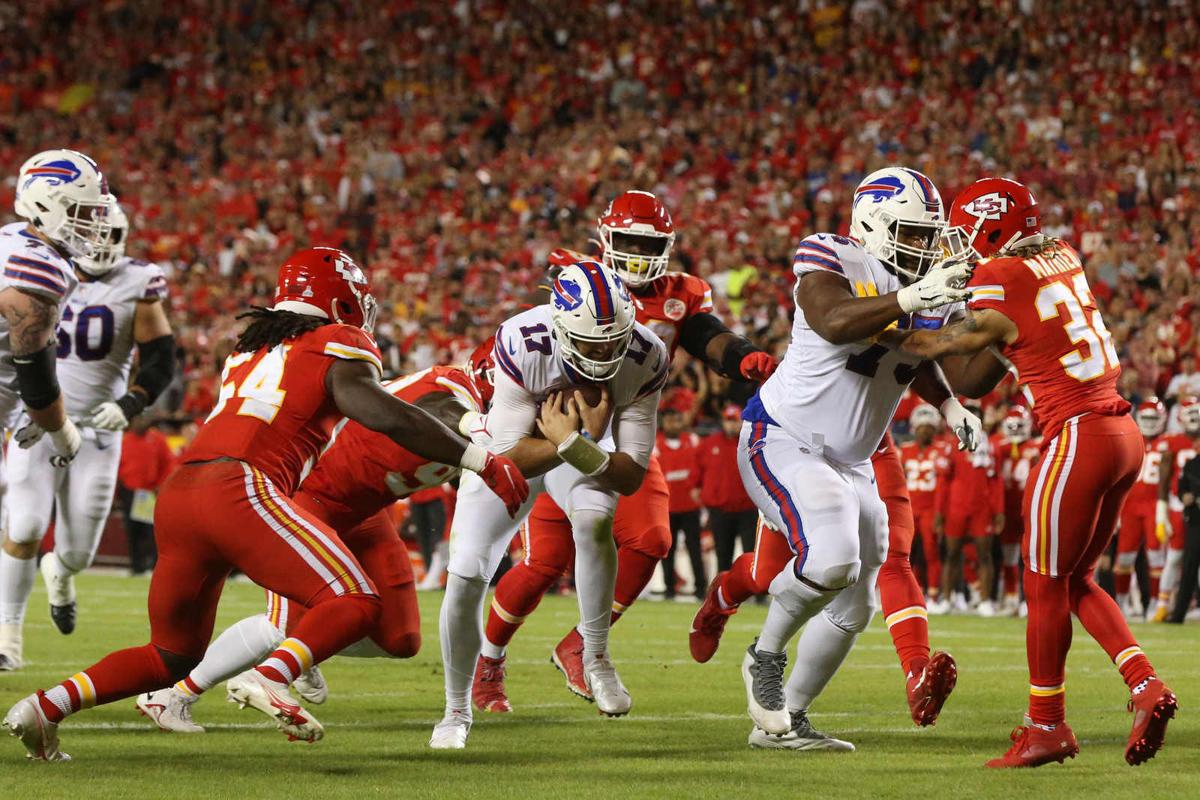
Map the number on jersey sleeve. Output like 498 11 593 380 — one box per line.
207 345 290 424
1034 273 1119 382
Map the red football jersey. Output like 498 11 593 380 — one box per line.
187 324 383 496
992 434 1044 519
632 272 714 357
1126 434 1174 511
300 366 484 521
655 431 703 513
968 241 1129 438
1166 434 1199 510
898 439 950 515
938 439 1004 518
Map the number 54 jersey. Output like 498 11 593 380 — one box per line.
754 233 960 466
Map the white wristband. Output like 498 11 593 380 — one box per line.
459 442 488 473
458 411 482 437
556 431 611 476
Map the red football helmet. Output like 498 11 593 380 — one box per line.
467 337 496 407
273 247 377 331
596 190 675 287
944 177 1042 259
1135 398 1167 438
1002 405 1033 442
1179 395 1200 436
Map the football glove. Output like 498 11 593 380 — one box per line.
897 259 973 313
940 397 983 452
1155 500 1172 544
477 451 530 517
739 352 779 382
90 400 131 431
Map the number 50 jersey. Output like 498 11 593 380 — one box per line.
754 233 960 466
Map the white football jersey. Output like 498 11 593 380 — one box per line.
0 222 79 423
56 256 168 416
488 304 668 465
755 233 960 465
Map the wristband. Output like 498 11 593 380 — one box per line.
459 442 488 473
115 391 148 421
556 431 611 476
458 411 482 437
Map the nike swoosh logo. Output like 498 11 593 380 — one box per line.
507 340 517 356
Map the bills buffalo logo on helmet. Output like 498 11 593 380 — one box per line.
552 276 584 312
853 175 905 206
965 192 1010 221
22 159 84 190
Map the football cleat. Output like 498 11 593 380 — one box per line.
473 655 513 713
551 627 592 701
40 554 77 635
429 709 472 750
926 598 951 616
226 670 323 743
986 723 1078 768
0 652 21 672
906 651 958 727
1151 604 1170 624
136 688 204 734
748 710 855 751
976 599 997 618
742 639 790 735
1125 677 1178 766
293 665 328 705
690 576 738 663
582 652 632 717
4 693 70 761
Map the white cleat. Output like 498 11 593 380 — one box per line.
748 710 855 751
136 688 205 733
583 652 632 717
429 709 472 750
4 694 70 761
741 640 791 735
226 670 324 742
0 623 24 671
293 665 328 705
926 598 951 616
976 599 997 618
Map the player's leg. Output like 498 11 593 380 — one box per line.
677 509 706 600
971 511 997 616
917 511 943 601
875 459 930 678
710 509 733 573
1154 512 1185 620
1114 504 1142 613
939 512 967 608
610 463 670 621
0 434 61 669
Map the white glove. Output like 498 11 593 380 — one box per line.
941 397 983 452
1156 500 1172 544
14 420 45 449
47 418 82 467
897 259 974 313
89 400 130 432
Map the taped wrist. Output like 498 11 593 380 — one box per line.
720 338 757 381
115 392 148 421
11 343 60 410
459 442 488 473
133 334 175 403
458 411 482 437
557 432 611 476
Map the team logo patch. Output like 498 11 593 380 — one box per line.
965 192 1010 221
552 276 584 312
663 298 686 320
22 159 82 189
854 175 905 206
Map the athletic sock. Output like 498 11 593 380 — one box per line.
441 574 487 712
720 552 759 607
784 611 857 711
485 561 557 653
184 614 284 695
1024 569 1071 726
38 643 174 723
877 553 930 676
1068 575 1157 691
612 547 660 620
0 551 36 628
255 594 379 684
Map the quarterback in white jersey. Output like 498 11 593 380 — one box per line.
432 259 667 750
0 203 175 671
737 167 984 746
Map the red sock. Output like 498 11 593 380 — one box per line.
612 547 661 621
1149 569 1162 601
38 643 174 723
963 544 979 589
256 594 379 683
1114 569 1132 596
922 532 942 594
878 554 930 676
1002 563 1019 597
1069 575 1156 691
1024 569 1071 726
720 552 759 607
485 561 559 649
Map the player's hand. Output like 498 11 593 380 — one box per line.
897 259 973 313
739 352 778 382
548 247 589 269
574 386 611 440
536 391 581 446
14 420 44 449
479 452 530 517
1155 500 1172 544
89 400 130 432
46 418 82 467
940 397 983 451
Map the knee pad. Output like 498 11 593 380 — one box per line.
801 558 860 591
768 558 842 616
823 599 877 635
56 549 93 575
524 535 574 578
879 552 913 579
1114 551 1138 572
569 509 614 546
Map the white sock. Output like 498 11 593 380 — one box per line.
0 551 36 627
757 559 835 652
480 637 506 660
440 574 487 713
186 614 284 693
570 509 617 657
1159 548 1184 602
784 611 858 711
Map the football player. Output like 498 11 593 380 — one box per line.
432 259 669 749
1113 399 1172 618
0 203 174 672
992 405 1042 615
0 150 114 670
474 191 777 713
900 404 950 606
4 247 527 760
1152 396 1200 620
891 177 1177 767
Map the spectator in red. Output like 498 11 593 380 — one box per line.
897 405 950 603
701 404 757 573
117 417 178 575
656 405 705 601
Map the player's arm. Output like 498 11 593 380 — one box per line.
889 308 1017 360
91 298 177 430
415 390 558 478
938 349 1011 399
679 312 775 382
910 360 984 451
0 287 77 450
539 390 649 496
1157 450 1176 542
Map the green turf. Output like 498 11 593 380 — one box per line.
0 573 1196 798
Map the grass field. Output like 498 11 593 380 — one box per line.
0 573 1196 799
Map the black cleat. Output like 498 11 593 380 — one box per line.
49 602 76 635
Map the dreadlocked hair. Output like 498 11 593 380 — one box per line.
1005 237 1063 259
234 306 330 353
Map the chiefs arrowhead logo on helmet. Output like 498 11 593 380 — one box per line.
965 192 1010 221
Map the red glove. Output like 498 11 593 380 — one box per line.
479 452 530 517
739 352 778 382
548 247 589 269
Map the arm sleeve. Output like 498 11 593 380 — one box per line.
613 390 659 468
485 367 539 453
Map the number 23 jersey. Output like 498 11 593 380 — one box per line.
186 324 383 496
755 233 960 465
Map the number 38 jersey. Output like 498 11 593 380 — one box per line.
57 256 168 417
967 241 1129 437
754 233 960 465
186 324 383 496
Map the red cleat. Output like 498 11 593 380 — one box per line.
690 576 738 664
1125 677 1178 766
986 723 1079 768
551 628 591 701
472 655 512 713
906 650 957 726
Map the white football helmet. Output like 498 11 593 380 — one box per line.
76 201 128 276
1135 398 1167 438
1180 397 1200 436
1002 406 1033 442
14 149 116 258
909 403 941 432
849 167 946 284
549 260 635 381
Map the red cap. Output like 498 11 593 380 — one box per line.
722 403 742 420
